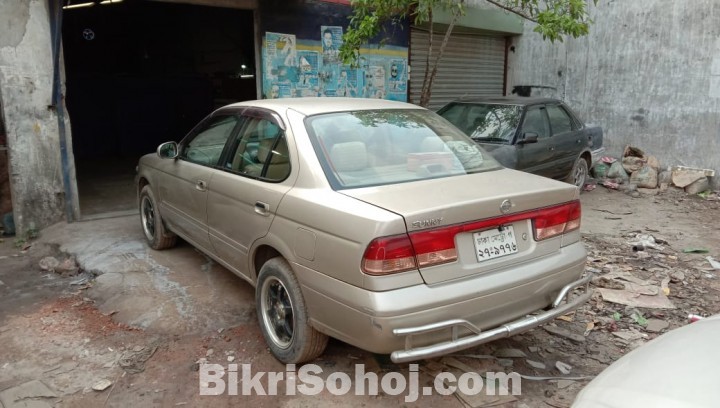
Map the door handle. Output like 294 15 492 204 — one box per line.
255 201 270 216
195 180 207 191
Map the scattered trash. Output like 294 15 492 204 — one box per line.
670 271 685 283
592 163 609 179
697 190 714 199
611 328 648 342
627 234 663 251
584 322 595 336
544 326 586 343
597 288 676 309
582 183 597 192
206 348 214 357
601 156 617 164
227 355 235 362
682 248 709 254
39 256 60 272
526 359 546 370
644 319 669 332
706 256 720 270
119 340 161 374
555 361 572 375
630 165 658 189
557 379 577 389
38 255 79 276
92 379 113 391
601 180 620 189
688 314 704 323
494 348 527 358
606 162 628 181
630 311 648 327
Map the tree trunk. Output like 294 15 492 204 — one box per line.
419 9 433 107
419 8 461 108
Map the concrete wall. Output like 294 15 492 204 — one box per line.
507 0 720 185
0 0 78 236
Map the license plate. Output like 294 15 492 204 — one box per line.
473 225 518 262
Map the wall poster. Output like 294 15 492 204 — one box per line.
261 18 409 101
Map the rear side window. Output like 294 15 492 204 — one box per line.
225 117 290 182
305 109 500 189
546 105 574 135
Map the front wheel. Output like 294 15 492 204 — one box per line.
256 257 328 364
566 157 589 188
139 185 177 250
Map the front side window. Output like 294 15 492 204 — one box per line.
305 109 500 189
226 117 290 181
181 115 239 166
520 107 550 139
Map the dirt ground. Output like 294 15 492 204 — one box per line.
1 185 719 408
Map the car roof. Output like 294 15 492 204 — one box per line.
445 96 561 106
225 97 424 116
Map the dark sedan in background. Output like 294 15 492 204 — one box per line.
438 97 604 188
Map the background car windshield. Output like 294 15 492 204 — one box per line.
440 103 522 142
306 109 500 189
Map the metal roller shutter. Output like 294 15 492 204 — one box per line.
410 29 506 110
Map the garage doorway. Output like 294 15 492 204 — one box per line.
62 0 256 217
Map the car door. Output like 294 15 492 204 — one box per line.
207 110 294 281
546 103 583 178
157 113 241 252
515 105 555 177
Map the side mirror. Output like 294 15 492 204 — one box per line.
517 132 538 145
157 141 178 159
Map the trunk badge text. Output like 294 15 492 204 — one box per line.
411 218 444 229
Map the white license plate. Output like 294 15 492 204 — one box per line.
473 225 518 262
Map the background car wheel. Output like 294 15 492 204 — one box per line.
139 185 177 250
566 157 589 188
256 257 328 364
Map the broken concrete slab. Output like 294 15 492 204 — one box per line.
526 359 546 370
0 380 57 408
671 166 715 188
494 348 527 358
544 326 586 343
597 288 676 309
645 319 670 333
685 177 710 195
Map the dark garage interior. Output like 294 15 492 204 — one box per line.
62 0 256 216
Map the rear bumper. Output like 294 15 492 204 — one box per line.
297 242 588 359
390 274 591 363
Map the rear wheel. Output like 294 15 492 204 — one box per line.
566 157 589 188
256 257 328 364
139 185 177 250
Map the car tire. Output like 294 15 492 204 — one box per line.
566 157 589 188
256 257 328 364
139 185 177 250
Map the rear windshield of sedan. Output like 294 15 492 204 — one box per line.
305 109 501 189
439 103 522 142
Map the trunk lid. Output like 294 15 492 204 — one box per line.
343 168 580 284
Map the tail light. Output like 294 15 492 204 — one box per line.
362 200 581 275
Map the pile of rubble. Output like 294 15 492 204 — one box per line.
589 145 716 197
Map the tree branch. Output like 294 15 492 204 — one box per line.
483 0 538 22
